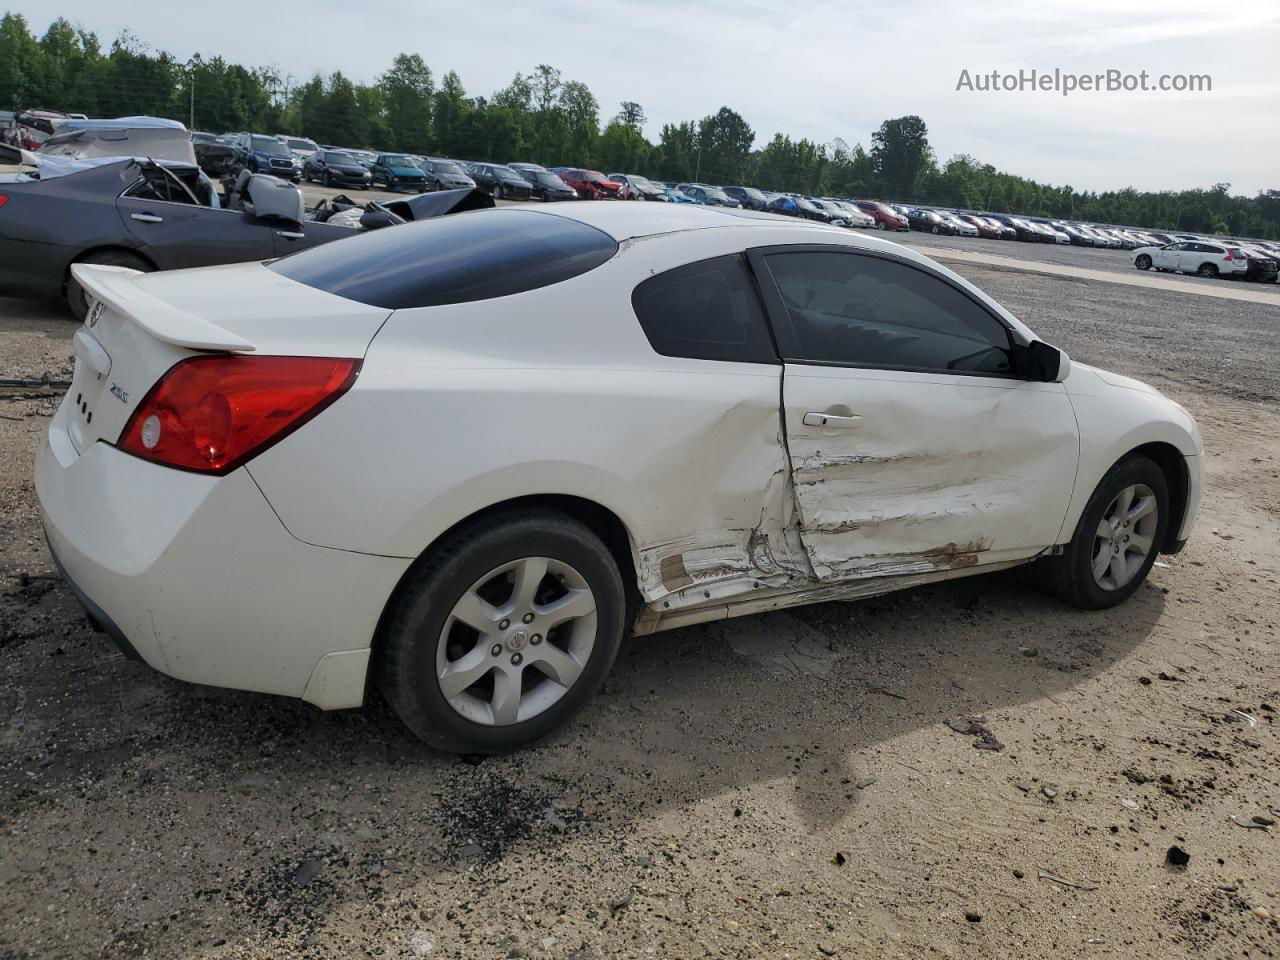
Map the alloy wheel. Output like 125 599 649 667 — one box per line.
435 557 597 725
1091 483 1158 590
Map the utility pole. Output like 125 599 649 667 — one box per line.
695 142 702 182
189 71 195 130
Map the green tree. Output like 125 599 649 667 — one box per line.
379 53 433 152
870 115 934 198
696 106 754 183
559 80 598 165
432 70 470 155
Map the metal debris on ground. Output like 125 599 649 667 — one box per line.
1229 709 1258 728
1037 870 1099 891
1229 816 1271 831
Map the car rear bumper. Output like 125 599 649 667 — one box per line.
35 397 410 710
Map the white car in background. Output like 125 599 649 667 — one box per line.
1133 240 1249 278
941 213 979 237
276 134 320 162
37 204 1202 754
825 200 877 228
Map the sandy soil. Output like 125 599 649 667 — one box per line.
0 249 1277 960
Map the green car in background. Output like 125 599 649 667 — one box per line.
370 153 429 192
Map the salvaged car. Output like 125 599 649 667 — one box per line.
37 204 1201 754
0 159 489 318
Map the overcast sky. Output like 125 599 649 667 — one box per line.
19 0 1280 194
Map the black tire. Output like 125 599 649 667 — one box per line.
65 250 152 321
1197 263 1218 278
493 183 504 200
930 224 939 234
1135 254 1152 270
1036 454 1169 610
379 509 627 754
323 171 332 187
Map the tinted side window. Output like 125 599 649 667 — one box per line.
631 255 777 365
762 251 1014 376
269 209 618 309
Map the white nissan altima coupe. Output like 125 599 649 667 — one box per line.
36 203 1202 753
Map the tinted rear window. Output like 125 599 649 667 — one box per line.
631 254 777 365
268 209 618 309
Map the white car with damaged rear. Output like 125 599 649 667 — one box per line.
36 203 1203 754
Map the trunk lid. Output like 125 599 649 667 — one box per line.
64 262 391 454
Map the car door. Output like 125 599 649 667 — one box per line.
749 245 1079 582
1152 242 1182 269
117 167 276 269
1175 242 1208 273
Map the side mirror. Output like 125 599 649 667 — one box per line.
1025 340 1071 383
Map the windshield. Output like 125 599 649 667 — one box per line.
534 172 567 185
381 155 415 166
286 138 315 151
433 161 467 175
491 165 522 178
252 136 287 153
326 151 359 164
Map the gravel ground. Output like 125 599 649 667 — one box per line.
1 244 1278 960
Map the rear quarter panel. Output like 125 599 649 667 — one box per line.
246 224 830 603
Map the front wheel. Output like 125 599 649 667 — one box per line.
379 509 626 754
1037 455 1168 609
1135 254 1152 270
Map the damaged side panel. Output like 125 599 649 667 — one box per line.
635 427 815 607
780 366 1080 583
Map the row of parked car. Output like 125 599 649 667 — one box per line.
190 130 1280 284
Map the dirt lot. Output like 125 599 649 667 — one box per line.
1 246 1278 959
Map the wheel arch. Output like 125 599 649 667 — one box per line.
1126 441 1190 553
368 493 641 681
62 245 156 293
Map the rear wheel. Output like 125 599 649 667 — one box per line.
65 250 152 322
1037 455 1168 610
1197 263 1219 278
379 509 626 754
1135 254 1152 270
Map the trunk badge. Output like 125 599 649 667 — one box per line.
87 300 104 328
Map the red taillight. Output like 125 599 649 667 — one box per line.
0 195 8 210
117 355 360 474
1223 250 1235 261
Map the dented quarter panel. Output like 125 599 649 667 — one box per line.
780 365 1080 580
248 223 824 611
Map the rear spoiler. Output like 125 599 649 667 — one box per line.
70 264 255 352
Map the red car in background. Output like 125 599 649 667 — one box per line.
957 214 1004 239
552 167 621 200
853 200 909 231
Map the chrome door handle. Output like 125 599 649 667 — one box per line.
130 213 163 223
803 411 862 428
275 230 305 239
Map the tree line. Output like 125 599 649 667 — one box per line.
3 12 1278 238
